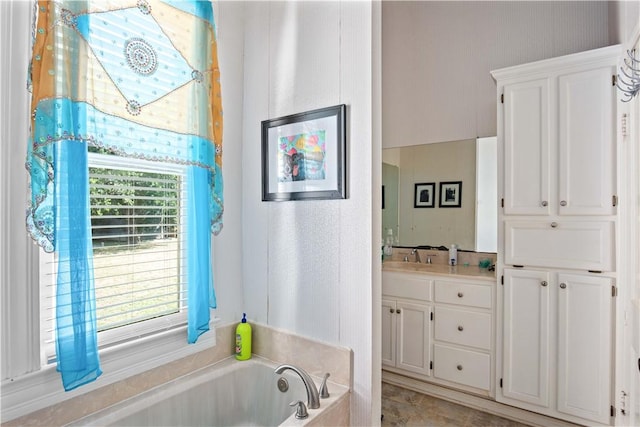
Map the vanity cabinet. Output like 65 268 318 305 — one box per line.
382 272 432 376
432 279 493 393
496 46 617 217
382 270 495 396
501 268 613 425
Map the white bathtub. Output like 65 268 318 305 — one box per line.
69 356 348 427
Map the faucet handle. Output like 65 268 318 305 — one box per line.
319 373 330 398
290 400 309 419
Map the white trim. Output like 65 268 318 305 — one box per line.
1 318 218 423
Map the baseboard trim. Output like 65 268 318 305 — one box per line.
382 371 581 427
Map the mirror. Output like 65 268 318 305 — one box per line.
382 137 497 252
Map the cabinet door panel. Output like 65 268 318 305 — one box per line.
502 269 550 407
383 271 432 302
397 301 431 376
503 79 551 215
434 307 491 350
557 274 612 423
558 66 615 215
433 344 490 391
505 220 614 271
434 280 492 309
382 299 396 367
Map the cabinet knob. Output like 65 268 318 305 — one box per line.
550 222 558 228
396 309 401 314
457 365 463 371
541 281 547 287
559 283 567 289
560 200 567 207
389 308 394 313
457 292 464 298
541 201 548 207
457 325 464 332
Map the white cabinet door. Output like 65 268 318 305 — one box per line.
504 220 614 271
556 273 612 423
558 66 616 216
503 78 551 216
396 300 432 376
382 298 397 368
501 269 551 407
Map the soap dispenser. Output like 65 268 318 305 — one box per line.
383 228 394 257
235 313 252 360
449 244 458 266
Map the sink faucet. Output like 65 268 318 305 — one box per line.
274 364 320 409
410 248 422 263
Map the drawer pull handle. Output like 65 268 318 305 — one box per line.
559 283 567 289
457 365 463 371
551 222 558 228
541 281 547 287
457 325 464 332
457 292 464 298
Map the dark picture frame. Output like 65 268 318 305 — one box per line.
261 104 347 201
439 181 462 208
414 182 436 208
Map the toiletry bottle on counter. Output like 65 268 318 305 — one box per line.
235 313 252 360
383 228 394 257
449 244 458 266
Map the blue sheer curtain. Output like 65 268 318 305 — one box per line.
54 140 102 391
27 0 223 390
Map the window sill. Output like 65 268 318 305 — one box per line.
1 321 218 423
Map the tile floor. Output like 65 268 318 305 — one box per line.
381 382 531 427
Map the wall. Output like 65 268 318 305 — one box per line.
240 2 377 425
382 1 612 148
210 1 245 324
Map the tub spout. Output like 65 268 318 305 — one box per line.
274 364 320 409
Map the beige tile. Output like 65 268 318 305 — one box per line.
382 383 531 427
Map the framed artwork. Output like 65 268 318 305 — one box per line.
439 181 462 208
414 182 435 208
261 104 347 201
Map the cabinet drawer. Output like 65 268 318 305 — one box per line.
433 344 490 390
434 307 491 350
382 271 432 302
434 281 492 309
505 220 614 271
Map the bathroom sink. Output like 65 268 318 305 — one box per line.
382 260 495 279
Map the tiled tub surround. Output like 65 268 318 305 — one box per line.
5 323 352 426
68 357 349 426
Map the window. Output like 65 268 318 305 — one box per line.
41 153 189 363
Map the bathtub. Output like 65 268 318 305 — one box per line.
68 356 349 426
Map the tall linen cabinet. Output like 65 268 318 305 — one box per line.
492 45 620 426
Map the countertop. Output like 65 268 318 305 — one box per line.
382 261 496 281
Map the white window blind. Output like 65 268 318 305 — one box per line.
41 153 189 362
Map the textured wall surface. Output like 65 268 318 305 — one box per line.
241 2 376 424
382 1 612 148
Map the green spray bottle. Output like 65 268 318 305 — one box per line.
235 313 252 360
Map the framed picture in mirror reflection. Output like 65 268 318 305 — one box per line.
414 182 435 208
439 181 462 208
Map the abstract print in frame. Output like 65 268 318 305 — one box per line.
261 105 347 201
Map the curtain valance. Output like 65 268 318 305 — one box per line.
27 0 224 252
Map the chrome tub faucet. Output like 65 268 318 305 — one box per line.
274 364 320 409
